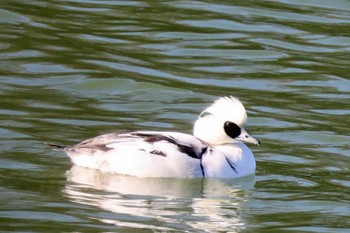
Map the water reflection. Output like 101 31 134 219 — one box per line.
65 166 255 232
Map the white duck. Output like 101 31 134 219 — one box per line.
52 96 260 178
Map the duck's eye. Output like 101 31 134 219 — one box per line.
224 121 241 138
225 121 235 127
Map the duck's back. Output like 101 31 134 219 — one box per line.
63 131 207 177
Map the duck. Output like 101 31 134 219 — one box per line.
51 96 260 178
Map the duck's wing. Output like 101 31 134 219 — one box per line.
65 131 208 159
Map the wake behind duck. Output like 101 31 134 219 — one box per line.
51 96 260 178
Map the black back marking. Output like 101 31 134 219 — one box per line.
150 150 166 157
133 132 204 159
93 144 113 152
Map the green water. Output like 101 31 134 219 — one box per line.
1 0 349 232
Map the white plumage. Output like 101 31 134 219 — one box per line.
53 96 260 178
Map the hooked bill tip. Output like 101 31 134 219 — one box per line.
257 140 261 147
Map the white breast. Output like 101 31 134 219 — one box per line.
201 143 256 178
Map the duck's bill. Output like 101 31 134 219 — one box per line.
236 128 261 146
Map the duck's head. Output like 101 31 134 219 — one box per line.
193 96 260 146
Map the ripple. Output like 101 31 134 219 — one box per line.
177 19 304 34
161 48 288 60
172 1 350 23
310 36 350 46
0 210 81 222
251 38 339 53
0 9 29 24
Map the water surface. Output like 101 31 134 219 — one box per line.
0 0 349 232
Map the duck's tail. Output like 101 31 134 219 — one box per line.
46 143 67 150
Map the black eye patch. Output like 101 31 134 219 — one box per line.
224 121 241 138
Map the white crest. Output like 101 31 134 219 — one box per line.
199 96 247 126
193 96 249 145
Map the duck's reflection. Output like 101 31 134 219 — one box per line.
64 166 255 232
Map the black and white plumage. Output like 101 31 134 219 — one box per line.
53 96 260 178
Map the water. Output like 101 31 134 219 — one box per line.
1 0 349 232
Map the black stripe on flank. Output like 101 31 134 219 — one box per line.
200 159 205 177
225 157 238 174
